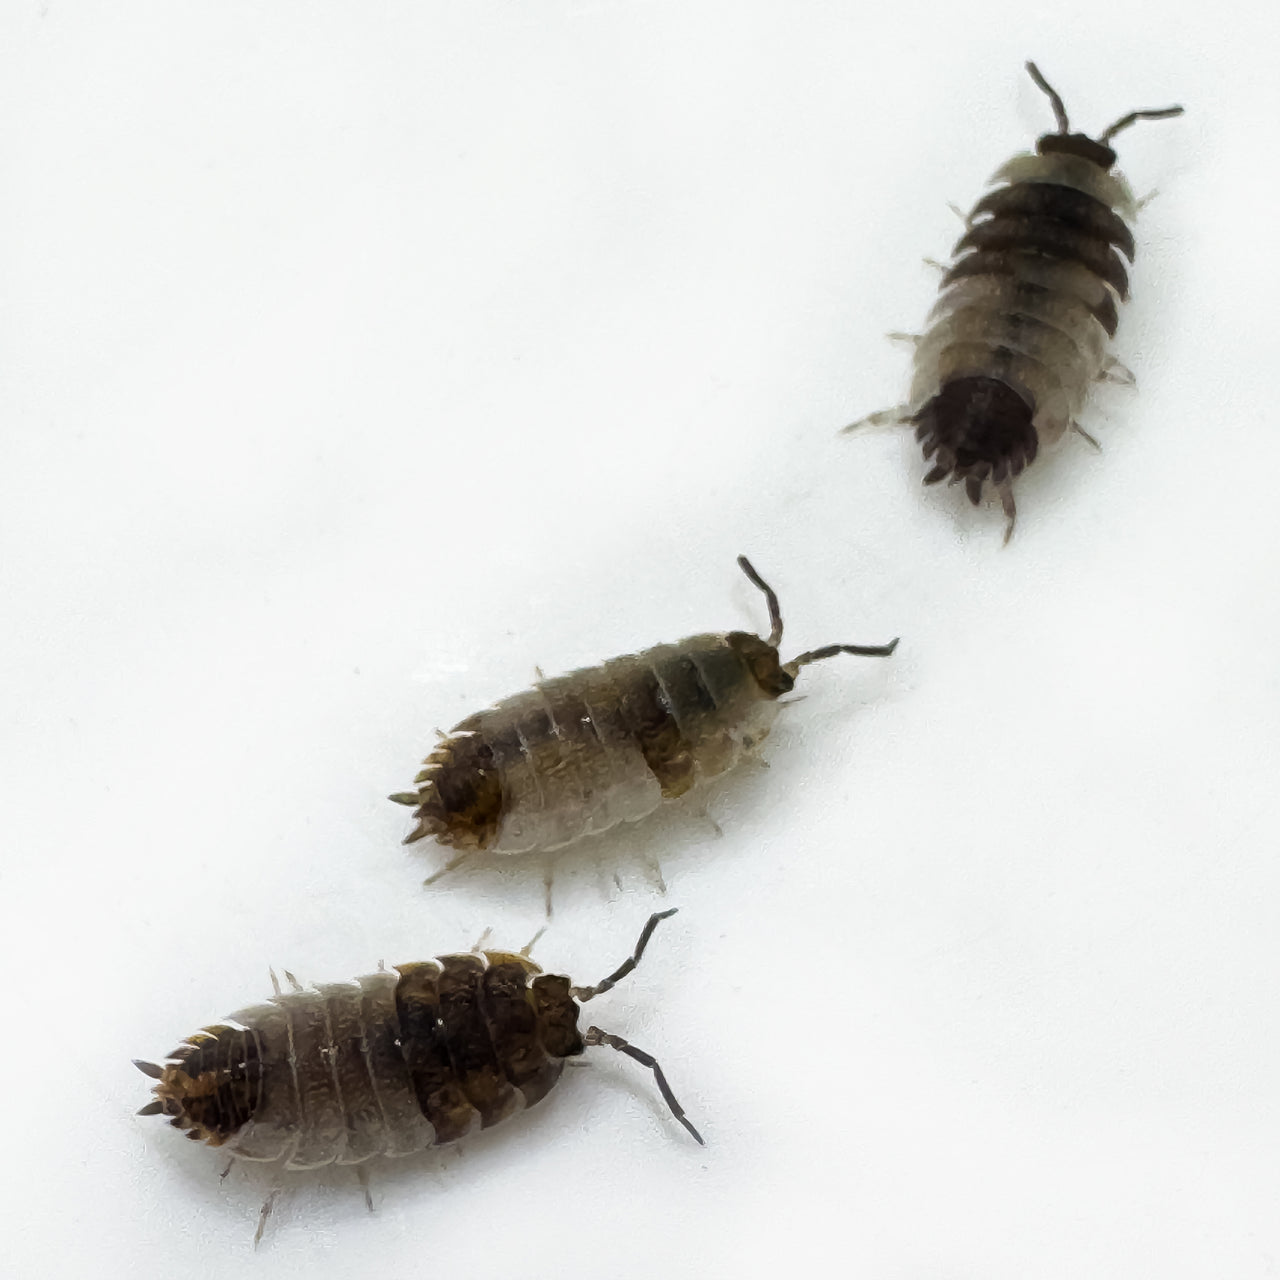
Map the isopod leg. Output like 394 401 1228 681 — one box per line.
998 481 1018 546
572 909 678 1001
1070 421 1102 451
1098 357 1136 388
692 802 723 839
642 849 669 895
840 404 910 435
424 849 473 887
583 1025 704 1146
355 1164 374 1214
253 1186 282 1249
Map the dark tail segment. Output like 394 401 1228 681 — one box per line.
394 722 504 850
914 375 1040 504
137 1025 264 1145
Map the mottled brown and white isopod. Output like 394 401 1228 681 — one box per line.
390 556 898 877
846 62 1184 541
135 910 701 1231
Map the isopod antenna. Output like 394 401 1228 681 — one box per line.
1026 60 1184 145
584 1026 704 1146
1025 60 1071 133
1099 102 1185 144
735 554 899 676
570 907 678 1002
736 554 784 648
571 909 705 1146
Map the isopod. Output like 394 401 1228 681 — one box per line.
846 62 1184 541
135 910 701 1230
390 556 898 876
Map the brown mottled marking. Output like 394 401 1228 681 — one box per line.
436 954 520 1129
393 960 476 1144
615 665 698 799
480 954 564 1108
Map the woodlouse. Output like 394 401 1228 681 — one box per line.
846 62 1184 541
390 556 898 877
135 911 701 1195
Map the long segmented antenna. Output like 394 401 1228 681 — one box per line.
1026 61 1070 133
1028 59 1184 146
572 908 677 1002
1100 104 1185 143
784 637 900 676
584 1025 705 1146
736 555 783 648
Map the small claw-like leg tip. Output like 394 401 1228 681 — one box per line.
137 1100 164 1116
133 1059 164 1079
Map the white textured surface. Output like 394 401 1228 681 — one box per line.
1 3 1275 1277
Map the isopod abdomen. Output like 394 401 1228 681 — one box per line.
135 910 701 1172
847 62 1183 541
390 557 898 868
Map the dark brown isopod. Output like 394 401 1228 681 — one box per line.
846 62 1184 541
390 556 898 880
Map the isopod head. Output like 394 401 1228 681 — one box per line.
1026 60 1183 173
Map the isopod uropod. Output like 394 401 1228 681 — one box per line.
847 62 1184 541
135 911 701 1189
390 556 898 876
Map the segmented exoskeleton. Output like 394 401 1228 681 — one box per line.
846 62 1183 541
135 911 701 1190
390 557 898 878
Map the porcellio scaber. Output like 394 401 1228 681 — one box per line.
847 62 1184 541
390 556 898 873
135 910 702 1177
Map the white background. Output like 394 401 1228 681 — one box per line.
1 2 1276 1277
